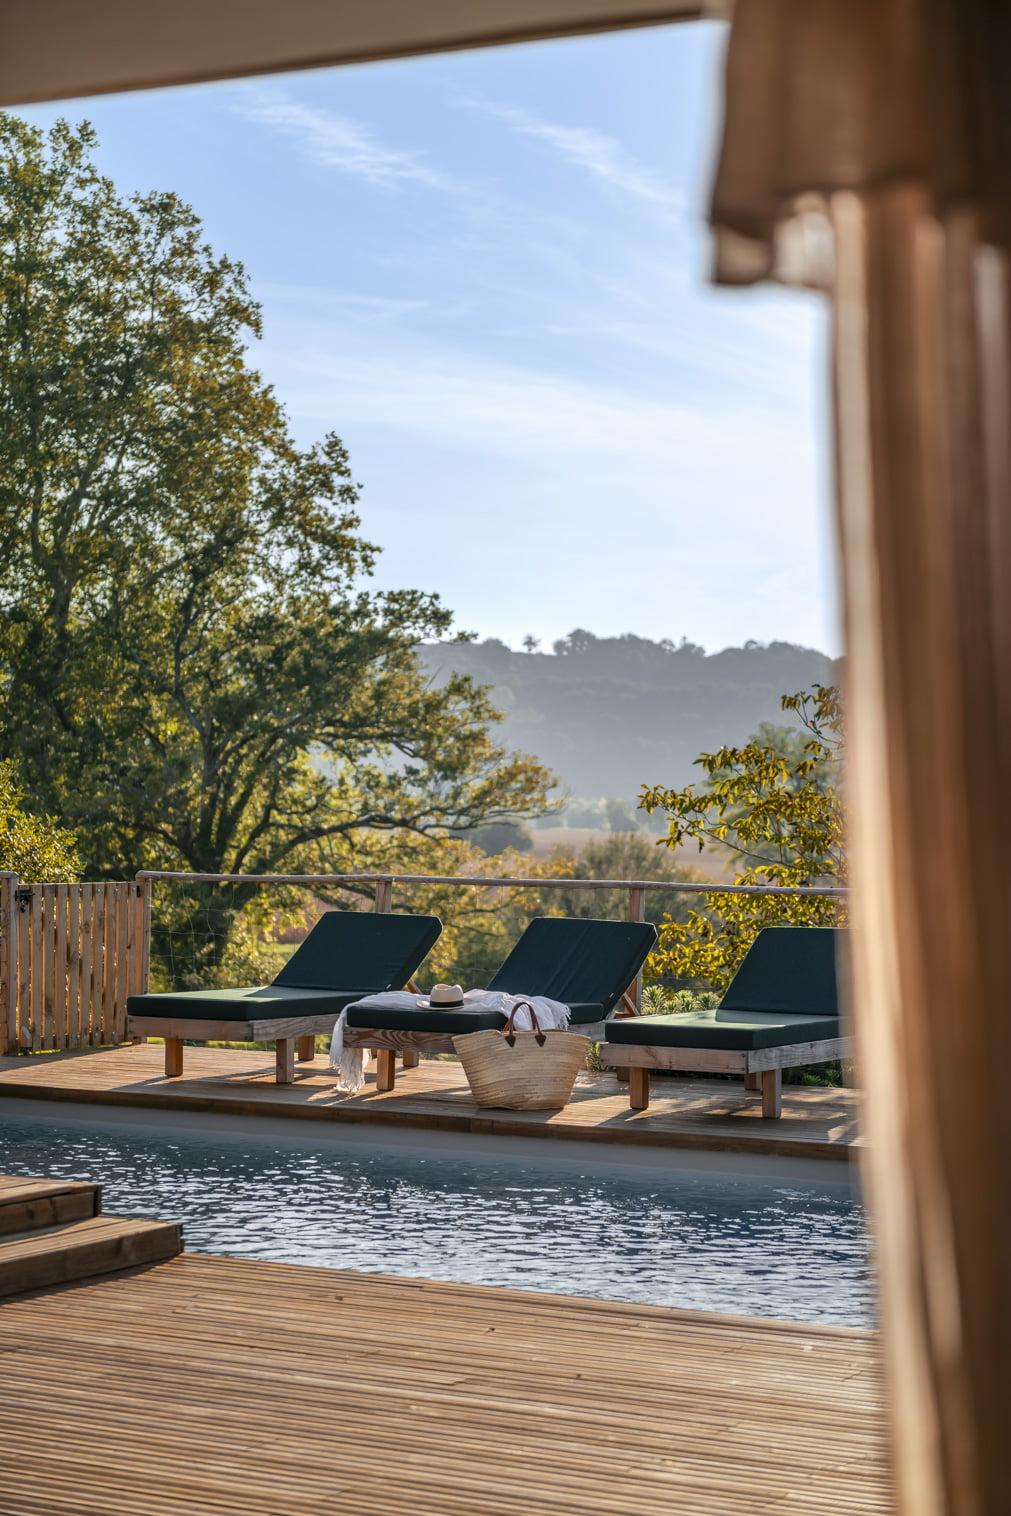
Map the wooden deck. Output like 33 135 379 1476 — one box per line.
0 1044 860 1161
0 1249 890 1515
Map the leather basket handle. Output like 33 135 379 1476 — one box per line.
501 1000 547 1047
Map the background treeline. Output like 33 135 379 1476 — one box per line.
419 632 838 805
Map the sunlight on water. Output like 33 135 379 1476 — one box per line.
0 1116 871 1327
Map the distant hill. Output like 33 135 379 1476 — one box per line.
418 631 837 807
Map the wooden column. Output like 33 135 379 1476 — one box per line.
832 190 1011 1516
164 1038 184 1078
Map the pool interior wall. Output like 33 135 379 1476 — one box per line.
0 1097 871 1328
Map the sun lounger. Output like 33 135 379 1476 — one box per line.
600 926 850 1117
127 910 442 1084
342 915 658 1091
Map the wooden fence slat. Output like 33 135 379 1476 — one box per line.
30 888 43 1052
115 883 131 1042
79 885 93 1047
67 884 81 1049
89 885 100 1047
140 881 151 995
17 890 30 1053
99 884 116 1046
43 887 58 1050
0 876 14 1057
54 883 68 1050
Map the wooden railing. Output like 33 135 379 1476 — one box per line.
0 866 846 1057
136 868 847 1017
0 873 151 1055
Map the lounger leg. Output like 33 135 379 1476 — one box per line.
276 1038 295 1085
164 1038 184 1078
761 1069 782 1119
296 1034 316 1062
629 1067 650 1111
744 1072 761 1091
376 1049 396 1092
401 1048 420 1069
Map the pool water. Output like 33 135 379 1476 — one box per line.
0 1113 872 1327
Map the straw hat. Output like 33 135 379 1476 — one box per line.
415 983 465 1010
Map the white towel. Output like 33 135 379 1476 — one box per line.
330 989 572 1094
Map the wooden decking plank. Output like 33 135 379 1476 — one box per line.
0 1043 860 1160
0 1252 890 1515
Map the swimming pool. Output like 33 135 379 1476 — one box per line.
0 1106 871 1327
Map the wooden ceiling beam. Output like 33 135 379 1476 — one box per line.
0 0 703 107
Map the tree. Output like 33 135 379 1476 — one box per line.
0 115 553 951
639 685 844 991
0 760 80 880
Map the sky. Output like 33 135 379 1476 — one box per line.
19 21 838 656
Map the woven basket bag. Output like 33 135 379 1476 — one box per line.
453 1002 590 1110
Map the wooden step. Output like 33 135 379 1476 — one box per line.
0 1175 102 1236
0 1214 183 1299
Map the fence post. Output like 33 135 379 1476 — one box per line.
0 872 17 1057
627 885 646 1012
131 878 153 1043
374 877 393 914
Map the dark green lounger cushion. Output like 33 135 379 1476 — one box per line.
347 915 656 1033
127 910 442 1022
720 925 840 1018
605 926 842 1051
126 984 362 1022
345 1000 606 1034
605 1009 839 1051
486 917 657 1013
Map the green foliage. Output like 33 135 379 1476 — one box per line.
0 759 80 880
640 685 845 992
0 116 553 956
639 985 720 1016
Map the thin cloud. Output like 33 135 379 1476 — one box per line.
235 90 462 194
465 98 684 218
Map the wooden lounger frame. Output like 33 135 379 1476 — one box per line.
127 1014 343 1085
128 978 429 1086
598 1036 855 1119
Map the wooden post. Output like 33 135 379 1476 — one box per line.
613 888 648 1090
401 1048 419 1069
164 1037 184 1078
374 877 393 914
132 879 152 1044
744 1072 761 1092
375 1049 396 1092
296 1034 316 1062
629 1066 650 1111
275 1037 295 1084
0 873 16 1058
760 1069 782 1120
